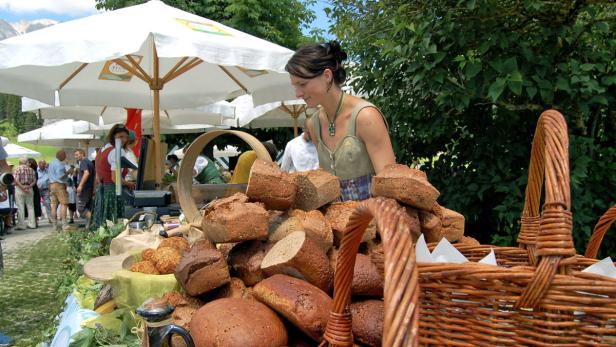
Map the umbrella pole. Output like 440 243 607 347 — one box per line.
152 45 162 188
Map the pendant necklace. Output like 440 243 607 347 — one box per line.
327 92 345 137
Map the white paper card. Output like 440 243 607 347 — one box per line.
478 248 498 266
582 257 616 279
415 234 434 263
432 238 468 264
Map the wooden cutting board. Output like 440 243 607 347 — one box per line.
83 252 136 282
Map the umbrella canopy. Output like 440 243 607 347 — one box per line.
22 97 236 126
231 95 317 136
17 119 103 148
83 122 225 136
4 143 41 158
0 0 296 185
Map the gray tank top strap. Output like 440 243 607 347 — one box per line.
347 101 389 136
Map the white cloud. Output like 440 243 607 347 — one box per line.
0 0 98 16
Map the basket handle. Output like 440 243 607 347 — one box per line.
319 197 419 347
584 205 616 259
515 110 576 309
177 130 272 224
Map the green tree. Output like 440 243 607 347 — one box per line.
329 0 616 255
95 0 317 49
0 93 43 135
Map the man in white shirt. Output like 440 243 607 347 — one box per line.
280 123 319 173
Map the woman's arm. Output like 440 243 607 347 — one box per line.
356 107 396 174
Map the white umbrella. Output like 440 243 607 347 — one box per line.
0 0 295 185
17 119 103 148
22 97 236 126
4 143 41 158
83 122 226 136
231 95 317 136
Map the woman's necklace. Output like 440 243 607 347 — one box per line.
326 92 345 137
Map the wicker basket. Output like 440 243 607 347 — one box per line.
322 110 616 346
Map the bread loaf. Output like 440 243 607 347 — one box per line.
405 206 422 240
268 215 303 242
210 277 253 300
291 169 340 210
190 298 288 347
201 193 269 243
350 300 384 347
261 231 333 292
459 235 480 246
352 254 384 297
324 201 376 245
175 245 230 296
246 159 297 210
441 207 465 242
419 210 443 243
288 209 333 252
253 274 332 341
228 240 273 286
371 164 440 210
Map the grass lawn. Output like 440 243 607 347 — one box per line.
0 234 71 346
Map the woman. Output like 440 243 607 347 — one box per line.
27 158 42 226
92 124 132 228
286 41 396 201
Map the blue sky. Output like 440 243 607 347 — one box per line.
0 0 333 39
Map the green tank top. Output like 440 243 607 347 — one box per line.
312 100 386 180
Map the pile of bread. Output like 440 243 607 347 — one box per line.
149 160 475 347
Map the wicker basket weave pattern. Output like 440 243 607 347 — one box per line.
322 110 616 346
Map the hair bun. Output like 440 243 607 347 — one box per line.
327 41 347 62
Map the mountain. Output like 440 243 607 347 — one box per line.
0 19 18 40
11 19 58 34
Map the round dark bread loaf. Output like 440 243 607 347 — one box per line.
190 298 288 347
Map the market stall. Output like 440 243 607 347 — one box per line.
45 110 616 347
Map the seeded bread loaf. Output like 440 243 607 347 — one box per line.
247 159 297 210
371 164 440 210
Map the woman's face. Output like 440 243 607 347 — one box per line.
290 70 332 108
115 131 129 146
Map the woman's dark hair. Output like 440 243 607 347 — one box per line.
285 41 348 86
27 158 37 171
107 124 129 145
261 141 278 161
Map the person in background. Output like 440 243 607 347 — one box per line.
0 141 14 346
0 190 16 239
27 158 42 226
280 120 319 173
92 124 132 228
286 41 396 201
166 154 179 175
48 150 69 231
37 160 52 224
124 130 139 181
13 157 36 230
192 144 224 184
75 149 94 228
66 166 77 224
229 141 278 184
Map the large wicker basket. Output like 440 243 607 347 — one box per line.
322 110 616 346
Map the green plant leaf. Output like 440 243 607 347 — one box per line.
488 77 507 101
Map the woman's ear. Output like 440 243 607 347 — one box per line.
322 68 334 85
